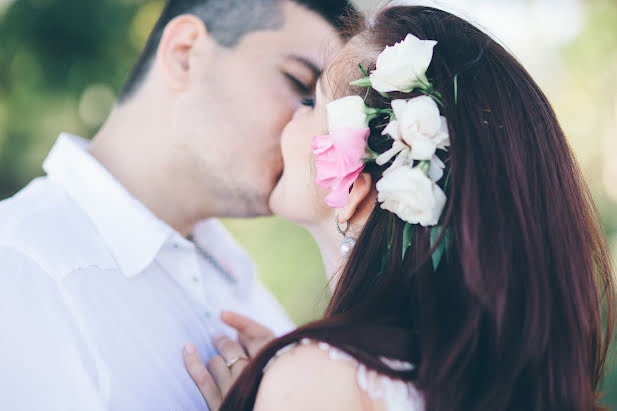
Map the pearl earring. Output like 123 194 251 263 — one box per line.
335 214 356 257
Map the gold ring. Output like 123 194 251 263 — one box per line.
225 356 249 369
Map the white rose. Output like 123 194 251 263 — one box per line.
369 33 437 93
326 96 369 133
376 141 407 166
382 145 413 176
376 166 446 226
384 96 450 161
429 155 445 182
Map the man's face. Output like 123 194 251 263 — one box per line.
174 1 344 217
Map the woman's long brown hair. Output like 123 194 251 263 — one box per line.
221 6 616 410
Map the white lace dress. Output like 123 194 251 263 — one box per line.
264 338 425 411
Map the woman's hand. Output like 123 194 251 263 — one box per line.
219 311 276 357
183 311 276 410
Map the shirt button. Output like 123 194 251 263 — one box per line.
173 243 179 249
192 276 199 282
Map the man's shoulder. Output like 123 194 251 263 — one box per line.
0 177 115 279
0 177 85 243
0 177 62 224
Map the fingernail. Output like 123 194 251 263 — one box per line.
184 343 196 355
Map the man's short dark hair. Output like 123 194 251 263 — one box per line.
118 0 358 102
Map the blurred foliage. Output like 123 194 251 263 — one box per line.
555 3 617 403
0 0 163 197
0 0 615 406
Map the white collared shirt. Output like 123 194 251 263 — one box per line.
0 133 295 411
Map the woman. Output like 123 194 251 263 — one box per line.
184 5 615 410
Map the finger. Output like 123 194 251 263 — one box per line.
212 335 250 378
221 311 275 357
206 355 234 394
183 344 222 410
212 335 248 360
221 311 272 339
228 355 250 379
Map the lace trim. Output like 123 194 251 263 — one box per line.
263 339 424 411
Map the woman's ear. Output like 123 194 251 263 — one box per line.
337 173 373 225
156 14 213 91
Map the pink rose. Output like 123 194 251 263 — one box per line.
312 127 370 208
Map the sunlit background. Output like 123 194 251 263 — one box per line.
0 0 615 405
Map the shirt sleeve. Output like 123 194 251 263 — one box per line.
0 246 106 411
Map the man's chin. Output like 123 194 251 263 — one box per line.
214 189 273 218
243 194 273 218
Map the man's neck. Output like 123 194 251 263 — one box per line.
89 104 210 237
306 217 347 292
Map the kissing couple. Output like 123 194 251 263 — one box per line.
0 1 614 410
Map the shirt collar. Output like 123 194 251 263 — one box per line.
43 133 175 277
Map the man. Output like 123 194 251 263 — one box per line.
0 0 357 409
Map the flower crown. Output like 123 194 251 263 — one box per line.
312 33 453 268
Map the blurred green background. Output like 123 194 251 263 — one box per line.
0 0 615 406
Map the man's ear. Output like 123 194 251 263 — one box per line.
337 172 373 225
155 14 213 91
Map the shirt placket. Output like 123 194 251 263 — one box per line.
160 240 212 316
159 237 237 339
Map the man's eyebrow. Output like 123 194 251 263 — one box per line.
286 55 322 79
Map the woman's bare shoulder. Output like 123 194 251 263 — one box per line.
254 341 372 411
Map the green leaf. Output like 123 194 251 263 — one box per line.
350 77 372 88
428 93 445 108
358 63 369 78
416 74 431 90
443 169 452 190
366 107 393 123
387 218 394 252
402 223 415 260
453 74 459 105
366 107 393 115
430 225 446 271
377 215 394 277
430 89 443 99
444 226 453 261
417 160 431 175
365 145 380 158
430 225 441 249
